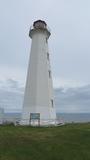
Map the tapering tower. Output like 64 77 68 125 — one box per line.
22 20 56 125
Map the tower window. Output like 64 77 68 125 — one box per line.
48 70 51 78
46 38 48 43
51 99 54 107
47 52 49 60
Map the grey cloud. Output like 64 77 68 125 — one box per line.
0 79 24 93
6 79 19 88
0 89 23 112
54 85 90 113
0 79 24 112
0 79 90 113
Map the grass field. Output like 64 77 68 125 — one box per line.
0 123 90 160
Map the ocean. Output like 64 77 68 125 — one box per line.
57 113 90 123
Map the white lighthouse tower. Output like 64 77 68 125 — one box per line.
22 20 56 125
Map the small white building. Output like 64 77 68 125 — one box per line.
22 20 56 125
0 108 4 124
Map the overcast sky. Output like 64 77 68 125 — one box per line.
0 0 90 112
0 0 90 87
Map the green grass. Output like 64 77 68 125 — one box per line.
0 123 90 160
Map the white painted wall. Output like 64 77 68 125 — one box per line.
22 23 56 125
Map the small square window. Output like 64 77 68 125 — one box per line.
48 70 51 78
46 38 48 43
47 52 49 60
51 99 54 107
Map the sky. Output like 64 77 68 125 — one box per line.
0 0 90 113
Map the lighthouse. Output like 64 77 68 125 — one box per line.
22 20 56 125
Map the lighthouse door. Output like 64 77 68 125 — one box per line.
30 113 40 126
